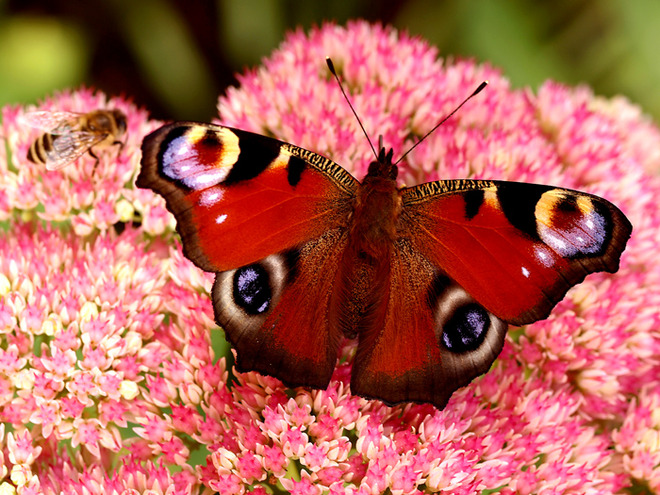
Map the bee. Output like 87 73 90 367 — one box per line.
21 109 127 170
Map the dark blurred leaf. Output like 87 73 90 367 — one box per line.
598 0 660 120
218 0 285 68
397 0 572 88
113 0 217 119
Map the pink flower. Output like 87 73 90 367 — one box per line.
280 471 322 495
613 388 660 490
390 462 419 494
59 397 85 419
7 429 41 465
0 20 658 494
213 476 244 494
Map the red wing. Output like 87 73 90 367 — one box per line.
212 230 348 389
350 238 508 409
400 180 632 325
137 122 358 272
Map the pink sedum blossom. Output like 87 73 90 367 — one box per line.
0 20 658 494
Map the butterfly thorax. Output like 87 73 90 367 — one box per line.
349 148 401 260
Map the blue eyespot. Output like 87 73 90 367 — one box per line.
234 265 271 314
442 304 489 352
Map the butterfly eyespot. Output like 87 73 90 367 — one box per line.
442 303 489 352
212 252 293 334
429 278 507 362
234 265 271 314
535 192 609 258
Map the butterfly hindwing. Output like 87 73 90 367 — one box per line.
212 229 349 389
137 122 358 272
351 237 508 409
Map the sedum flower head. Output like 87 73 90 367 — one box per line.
0 20 659 494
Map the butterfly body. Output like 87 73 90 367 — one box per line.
138 121 632 409
339 148 423 345
350 150 400 248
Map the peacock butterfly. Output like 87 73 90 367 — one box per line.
137 72 632 410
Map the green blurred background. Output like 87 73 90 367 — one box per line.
2 0 660 122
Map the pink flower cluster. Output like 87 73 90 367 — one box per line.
0 222 219 493
0 20 659 494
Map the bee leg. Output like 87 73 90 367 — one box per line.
89 148 101 173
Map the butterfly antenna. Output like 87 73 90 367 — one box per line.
394 81 488 166
326 57 378 160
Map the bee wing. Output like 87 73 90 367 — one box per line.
19 111 82 134
45 131 106 170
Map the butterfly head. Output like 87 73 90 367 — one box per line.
366 146 397 181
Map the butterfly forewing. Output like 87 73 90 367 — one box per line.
138 122 358 272
400 180 632 325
